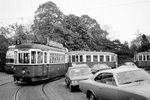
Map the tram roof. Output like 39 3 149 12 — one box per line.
68 51 117 55
135 51 150 56
8 45 15 49
15 43 67 52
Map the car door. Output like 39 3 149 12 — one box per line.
94 72 118 100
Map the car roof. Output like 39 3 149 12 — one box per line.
68 51 117 55
68 64 90 70
97 67 142 74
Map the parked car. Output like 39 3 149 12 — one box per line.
65 64 93 92
124 62 137 67
79 67 150 100
91 64 111 74
118 62 137 69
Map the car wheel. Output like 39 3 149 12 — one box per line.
70 85 74 92
66 81 69 88
89 92 96 100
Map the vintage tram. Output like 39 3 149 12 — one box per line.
13 41 68 82
68 51 118 68
5 45 16 73
134 51 150 69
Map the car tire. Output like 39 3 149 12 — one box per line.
66 81 69 88
70 85 74 92
89 92 96 100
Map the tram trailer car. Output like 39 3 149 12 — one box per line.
68 51 118 68
5 45 15 73
13 42 68 83
134 52 150 70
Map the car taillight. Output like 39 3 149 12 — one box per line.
72 80 78 84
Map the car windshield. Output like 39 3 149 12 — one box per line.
116 69 150 85
70 67 91 76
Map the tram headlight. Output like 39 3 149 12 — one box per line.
22 70 26 75
13 67 16 71
11 66 14 68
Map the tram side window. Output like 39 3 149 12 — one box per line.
143 55 146 61
93 55 98 62
57 54 59 63
76 55 79 62
19 53 23 63
19 53 30 63
62 55 65 63
72 55 76 62
86 55 91 62
106 55 110 62
80 55 83 62
14 51 17 64
31 51 36 64
49 53 52 63
54 54 56 63
100 55 104 62
138 55 142 61
147 55 150 61
44 52 47 63
111 55 115 62
69 55 71 62
24 53 30 63
37 51 43 63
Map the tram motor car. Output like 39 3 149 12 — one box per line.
13 41 68 83
68 51 118 69
134 51 150 70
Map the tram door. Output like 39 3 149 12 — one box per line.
43 52 48 76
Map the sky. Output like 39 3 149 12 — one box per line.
0 0 150 43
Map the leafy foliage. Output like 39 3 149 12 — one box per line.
32 1 64 44
0 35 8 70
137 34 150 52
2 1 149 67
131 34 150 53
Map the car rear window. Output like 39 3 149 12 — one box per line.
70 67 91 76
116 69 150 85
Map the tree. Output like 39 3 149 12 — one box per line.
62 14 90 50
80 15 108 39
0 35 9 71
0 24 33 45
62 14 110 51
138 34 150 52
32 1 64 44
9 24 34 44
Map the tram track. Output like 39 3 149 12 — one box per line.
11 76 63 100
41 83 50 100
41 76 64 100
0 74 13 86
13 81 50 100
14 86 23 100
0 81 13 86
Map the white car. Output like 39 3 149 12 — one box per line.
65 64 93 92
79 67 150 100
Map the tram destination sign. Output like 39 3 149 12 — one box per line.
46 40 64 49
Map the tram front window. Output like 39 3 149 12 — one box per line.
31 51 36 64
6 59 14 63
19 53 30 64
